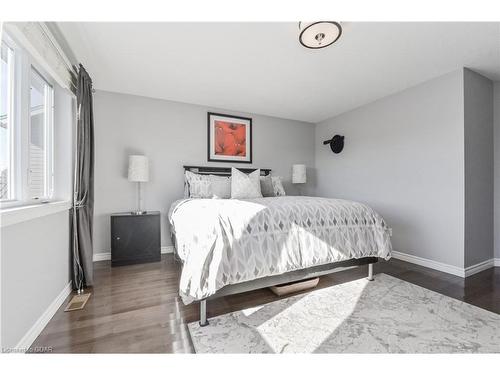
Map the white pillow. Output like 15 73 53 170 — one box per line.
231 168 263 199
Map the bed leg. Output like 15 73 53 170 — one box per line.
199 299 209 327
367 263 374 281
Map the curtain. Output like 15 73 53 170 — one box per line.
71 64 94 291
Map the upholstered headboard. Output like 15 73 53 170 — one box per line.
183 165 271 176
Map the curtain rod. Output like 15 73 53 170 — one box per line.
37 24 95 94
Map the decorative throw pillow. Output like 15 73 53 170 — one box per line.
231 168 263 199
209 175 231 199
183 179 190 198
271 176 286 196
185 170 212 198
260 175 275 197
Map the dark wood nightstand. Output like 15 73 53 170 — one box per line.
110 211 161 267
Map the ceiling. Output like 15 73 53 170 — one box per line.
57 22 500 123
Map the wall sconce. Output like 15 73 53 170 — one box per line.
323 135 345 154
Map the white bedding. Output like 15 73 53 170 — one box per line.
168 196 392 304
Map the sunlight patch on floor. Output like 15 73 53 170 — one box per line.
255 278 369 353
241 305 266 317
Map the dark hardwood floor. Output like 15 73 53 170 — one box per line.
30 255 500 353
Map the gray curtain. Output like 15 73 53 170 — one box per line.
71 64 94 291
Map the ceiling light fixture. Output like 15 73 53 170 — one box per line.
298 21 342 49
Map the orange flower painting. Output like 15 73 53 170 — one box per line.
208 112 252 163
214 121 246 157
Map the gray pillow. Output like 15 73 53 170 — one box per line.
209 175 231 199
260 175 275 197
185 171 212 198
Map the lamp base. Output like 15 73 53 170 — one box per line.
131 211 147 215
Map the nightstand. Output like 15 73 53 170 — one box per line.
110 211 161 267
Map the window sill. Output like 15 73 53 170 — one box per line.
0 200 72 228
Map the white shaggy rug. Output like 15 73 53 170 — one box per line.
188 274 500 353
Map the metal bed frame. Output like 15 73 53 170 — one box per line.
180 166 378 327
183 165 272 176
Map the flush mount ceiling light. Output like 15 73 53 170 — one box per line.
298 21 342 49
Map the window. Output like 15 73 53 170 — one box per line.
0 41 15 201
29 68 54 200
1 34 56 208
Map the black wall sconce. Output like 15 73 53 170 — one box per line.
323 135 345 154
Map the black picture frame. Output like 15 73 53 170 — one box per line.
207 112 252 164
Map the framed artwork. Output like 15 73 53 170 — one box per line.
207 112 252 163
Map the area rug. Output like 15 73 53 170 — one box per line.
188 274 500 353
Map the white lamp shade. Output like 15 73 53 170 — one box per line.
128 155 149 182
292 164 307 184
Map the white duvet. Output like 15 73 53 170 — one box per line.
168 196 392 304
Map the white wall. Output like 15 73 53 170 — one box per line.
315 70 465 268
463 69 494 267
93 90 315 255
1 211 71 348
494 82 500 259
0 84 73 349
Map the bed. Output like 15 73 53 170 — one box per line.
169 166 392 326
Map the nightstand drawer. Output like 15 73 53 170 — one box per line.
111 212 161 266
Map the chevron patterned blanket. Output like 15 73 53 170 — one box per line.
169 196 392 304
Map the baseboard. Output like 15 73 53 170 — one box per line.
15 281 72 352
392 251 498 278
93 246 174 262
391 251 465 277
92 252 112 262
162 246 174 254
464 258 495 277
